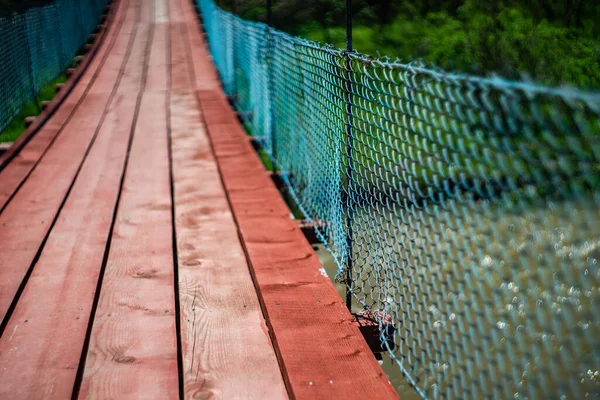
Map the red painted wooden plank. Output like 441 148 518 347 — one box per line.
79 2 179 396
168 1 287 396
0 2 147 399
199 98 398 400
0 88 139 398
0 127 59 208
0 92 110 322
181 0 399 397
0 0 144 326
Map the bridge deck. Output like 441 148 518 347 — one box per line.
0 0 396 398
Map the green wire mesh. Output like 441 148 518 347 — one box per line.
0 0 108 133
197 0 600 398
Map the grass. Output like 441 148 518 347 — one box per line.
257 148 273 171
0 73 68 143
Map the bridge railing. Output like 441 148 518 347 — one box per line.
0 0 108 133
196 0 600 398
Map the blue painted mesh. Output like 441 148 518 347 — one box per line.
197 0 600 397
0 0 108 133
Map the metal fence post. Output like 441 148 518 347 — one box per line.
230 0 238 97
266 0 272 27
21 14 40 112
53 1 67 68
76 0 86 46
344 0 354 311
265 0 277 163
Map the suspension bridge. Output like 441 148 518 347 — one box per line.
0 0 396 398
1 0 599 398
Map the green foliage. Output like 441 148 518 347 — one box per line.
0 73 67 143
222 0 600 89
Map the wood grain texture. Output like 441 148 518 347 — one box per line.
0 0 144 325
0 90 114 323
79 2 179 397
0 1 402 398
0 2 144 398
183 0 399 397
197 97 399 400
169 0 287 396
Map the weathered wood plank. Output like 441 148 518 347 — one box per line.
0 90 114 324
0 1 145 398
0 0 144 327
0 92 139 399
79 3 179 396
168 1 287 395
183 0 398 396
197 97 398 400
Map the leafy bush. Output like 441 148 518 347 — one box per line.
223 0 600 89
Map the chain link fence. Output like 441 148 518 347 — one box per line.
197 0 600 397
0 0 109 133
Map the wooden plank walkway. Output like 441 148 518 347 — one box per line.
0 0 398 398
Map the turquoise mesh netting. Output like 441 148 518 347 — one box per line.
195 0 600 398
0 0 109 133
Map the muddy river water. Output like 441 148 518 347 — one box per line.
314 195 600 399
